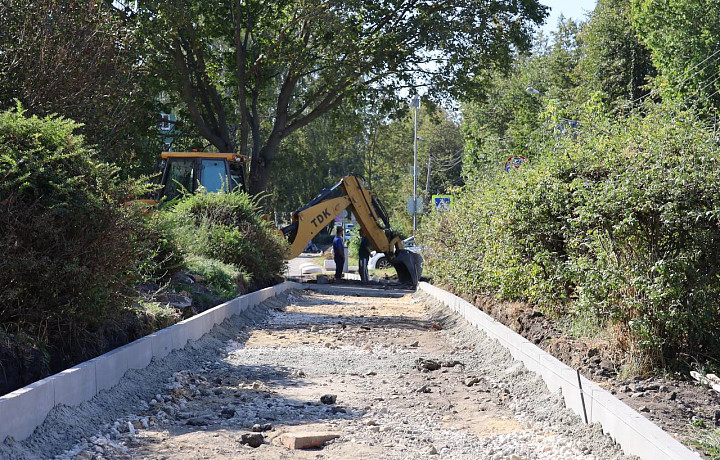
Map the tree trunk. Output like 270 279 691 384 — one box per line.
248 156 274 196
248 136 281 195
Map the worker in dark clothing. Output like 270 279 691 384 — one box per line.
333 226 345 281
358 229 372 283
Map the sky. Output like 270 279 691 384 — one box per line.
540 0 598 33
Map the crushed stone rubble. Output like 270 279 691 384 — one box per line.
0 289 637 460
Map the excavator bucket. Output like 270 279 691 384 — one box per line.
391 249 423 287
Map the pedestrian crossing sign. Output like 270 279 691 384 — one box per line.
432 195 452 212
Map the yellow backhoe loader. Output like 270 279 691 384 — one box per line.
281 175 423 286
147 153 422 285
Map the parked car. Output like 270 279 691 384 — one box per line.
368 236 421 270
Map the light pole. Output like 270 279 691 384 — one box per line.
411 96 420 235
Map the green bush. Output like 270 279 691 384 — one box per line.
185 255 246 299
421 102 720 371
0 107 154 378
348 233 361 259
166 191 288 282
137 212 185 282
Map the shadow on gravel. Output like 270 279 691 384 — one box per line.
265 309 433 333
301 283 415 298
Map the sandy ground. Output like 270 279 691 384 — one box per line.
0 285 634 460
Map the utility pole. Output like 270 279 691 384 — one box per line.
411 96 420 235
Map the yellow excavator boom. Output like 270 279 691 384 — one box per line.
282 175 422 286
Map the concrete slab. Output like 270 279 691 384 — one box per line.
53 361 97 407
217 301 235 323
181 313 208 343
299 263 323 276
0 377 55 442
519 341 545 375
235 295 249 315
94 346 129 392
150 327 174 359
279 431 340 450
204 306 223 328
169 322 190 350
126 337 153 370
0 282 303 444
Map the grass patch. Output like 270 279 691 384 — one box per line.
135 300 180 331
185 255 245 299
312 255 360 268
692 427 720 459
370 268 396 277
557 313 609 340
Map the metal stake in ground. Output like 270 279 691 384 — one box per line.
577 369 589 424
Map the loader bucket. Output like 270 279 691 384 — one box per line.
391 249 423 287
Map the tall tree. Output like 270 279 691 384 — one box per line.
578 0 654 105
135 0 548 194
0 0 160 173
419 112 464 199
631 0 720 110
461 19 583 183
267 105 366 218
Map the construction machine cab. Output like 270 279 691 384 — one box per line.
157 152 247 201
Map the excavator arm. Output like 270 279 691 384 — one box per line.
281 175 422 286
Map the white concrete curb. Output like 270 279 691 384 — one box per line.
417 282 700 460
0 281 302 442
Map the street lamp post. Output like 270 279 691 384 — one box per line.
411 96 420 235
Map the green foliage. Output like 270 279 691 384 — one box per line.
348 234 361 259
0 0 162 175
0 107 154 367
692 427 720 459
268 106 367 216
185 255 246 299
136 300 180 332
422 102 720 371
631 0 720 111
577 0 655 105
166 191 288 282
461 20 582 183
269 102 463 240
135 0 547 194
137 213 186 282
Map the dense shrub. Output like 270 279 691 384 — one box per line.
421 102 720 371
184 255 246 299
165 191 288 282
0 107 154 381
137 212 186 282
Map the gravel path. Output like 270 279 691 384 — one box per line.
0 286 636 460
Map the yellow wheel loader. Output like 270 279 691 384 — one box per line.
127 151 247 208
